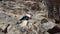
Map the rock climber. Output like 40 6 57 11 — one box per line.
20 13 33 21
17 13 33 27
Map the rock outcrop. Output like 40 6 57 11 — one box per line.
0 0 59 34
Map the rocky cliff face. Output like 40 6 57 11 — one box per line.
0 0 59 34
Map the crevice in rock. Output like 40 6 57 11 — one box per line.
2 24 10 33
47 26 60 34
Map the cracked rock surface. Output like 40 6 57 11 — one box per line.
0 0 59 34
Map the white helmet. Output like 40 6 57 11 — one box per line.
26 12 33 19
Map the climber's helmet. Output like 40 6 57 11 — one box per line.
26 13 33 19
